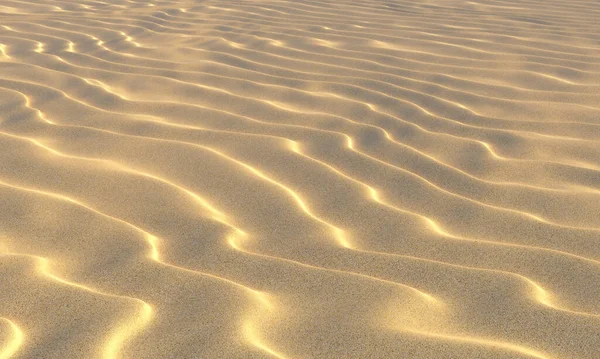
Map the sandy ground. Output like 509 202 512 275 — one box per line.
0 0 599 358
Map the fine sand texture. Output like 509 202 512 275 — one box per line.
1 0 600 358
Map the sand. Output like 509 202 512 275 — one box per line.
0 0 599 358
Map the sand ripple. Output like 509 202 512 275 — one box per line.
1 0 599 358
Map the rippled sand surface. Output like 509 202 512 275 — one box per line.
1 0 599 358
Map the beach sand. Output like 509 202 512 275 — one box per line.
0 0 599 358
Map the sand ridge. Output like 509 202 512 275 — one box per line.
0 0 599 357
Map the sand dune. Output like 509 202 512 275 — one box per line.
0 0 599 357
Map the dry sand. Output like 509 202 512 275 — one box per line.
1 0 599 358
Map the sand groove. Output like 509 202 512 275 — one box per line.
1 0 599 358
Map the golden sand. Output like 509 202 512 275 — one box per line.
1 0 599 358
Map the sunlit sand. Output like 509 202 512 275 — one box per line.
1 0 599 358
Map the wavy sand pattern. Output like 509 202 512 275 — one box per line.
0 0 599 357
